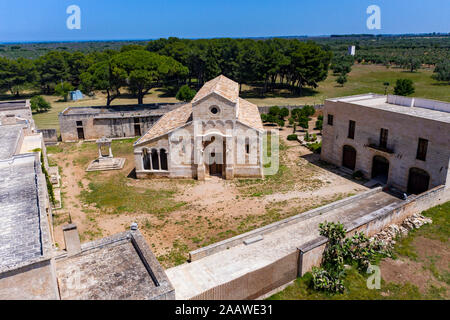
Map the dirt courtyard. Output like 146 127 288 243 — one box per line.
49 125 367 268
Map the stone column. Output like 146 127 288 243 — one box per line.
225 136 234 180
157 150 161 171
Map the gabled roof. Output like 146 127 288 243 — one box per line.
237 98 264 130
135 103 193 145
192 75 239 104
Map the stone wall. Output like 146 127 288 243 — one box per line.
37 129 58 145
189 188 382 261
59 103 183 142
298 185 450 276
191 251 299 300
188 185 449 300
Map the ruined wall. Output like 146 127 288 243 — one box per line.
59 114 161 142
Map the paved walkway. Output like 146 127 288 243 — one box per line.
166 191 401 299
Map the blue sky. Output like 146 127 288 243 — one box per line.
0 0 449 42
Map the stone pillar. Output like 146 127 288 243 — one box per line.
109 146 113 158
157 150 161 170
150 149 153 170
225 136 234 180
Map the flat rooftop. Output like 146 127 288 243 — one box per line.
328 94 450 123
60 103 183 117
0 100 28 111
0 125 23 160
0 154 50 270
55 230 174 300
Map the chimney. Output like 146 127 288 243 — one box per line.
62 224 81 256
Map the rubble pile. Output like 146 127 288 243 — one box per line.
371 213 432 248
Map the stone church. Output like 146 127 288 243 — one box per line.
133 75 265 180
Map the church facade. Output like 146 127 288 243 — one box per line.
133 75 265 180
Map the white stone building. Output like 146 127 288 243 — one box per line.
133 75 265 180
321 94 450 194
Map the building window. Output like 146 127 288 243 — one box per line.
210 106 220 115
142 149 151 170
327 114 334 126
245 138 250 154
143 148 169 171
416 138 428 161
151 149 160 170
160 149 168 171
379 128 388 149
76 121 83 127
348 120 356 139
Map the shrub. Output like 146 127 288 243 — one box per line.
307 142 322 154
394 79 415 96
311 221 389 294
280 107 289 118
30 95 51 113
287 134 298 141
176 84 196 102
54 82 74 102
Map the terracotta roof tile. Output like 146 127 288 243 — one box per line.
192 75 239 104
238 98 264 130
136 103 192 144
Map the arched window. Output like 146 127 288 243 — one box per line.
142 149 151 170
160 149 168 171
151 149 160 170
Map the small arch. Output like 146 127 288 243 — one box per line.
160 148 168 171
342 145 357 170
407 167 430 195
151 149 159 170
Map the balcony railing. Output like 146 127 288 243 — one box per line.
365 139 395 154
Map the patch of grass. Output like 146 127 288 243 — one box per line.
157 240 189 267
268 267 424 300
80 175 186 217
394 201 450 260
46 145 64 154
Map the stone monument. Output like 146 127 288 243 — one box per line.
86 137 126 171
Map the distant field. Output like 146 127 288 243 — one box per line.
242 64 450 106
26 64 450 131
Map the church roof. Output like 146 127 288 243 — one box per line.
192 75 239 104
135 103 193 144
135 75 264 146
238 98 264 130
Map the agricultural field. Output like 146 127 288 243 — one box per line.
269 202 450 300
47 126 367 268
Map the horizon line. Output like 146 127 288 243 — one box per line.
1 32 450 45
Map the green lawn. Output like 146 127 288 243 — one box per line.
243 64 450 106
268 201 450 300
